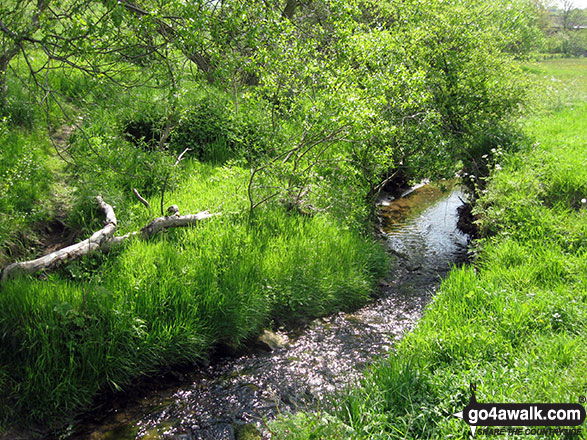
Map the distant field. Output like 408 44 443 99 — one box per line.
523 57 587 111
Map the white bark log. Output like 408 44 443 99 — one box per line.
1 197 117 282
1 198 219 282
141 211 218 237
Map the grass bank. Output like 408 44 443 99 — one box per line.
0 120 58 267
271 59 587 439
0 160 388 433
0 51 393 435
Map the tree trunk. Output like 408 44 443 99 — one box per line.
1 197 219 283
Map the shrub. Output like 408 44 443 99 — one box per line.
170 93 272 163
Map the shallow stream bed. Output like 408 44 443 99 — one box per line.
74 183 469 440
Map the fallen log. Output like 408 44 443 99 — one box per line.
1 197 219 282
1 197 116 282
141 210 218 237
103 211 220 248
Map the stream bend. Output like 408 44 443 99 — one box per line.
79 184 469 440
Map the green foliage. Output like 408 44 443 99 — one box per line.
536 5 587 57
237 0 536 219
544 29 587 57
0 0 551 434
2 0 538 224
0 84 37 129
170 92 273 163
271 412 356 440
269 59 587 439
117 88 272 162
523 58 587 113
0 122 49 214
0 119 54 264
399 0 531 176
0 162 388 428
65 129 174 232
475 96 587 236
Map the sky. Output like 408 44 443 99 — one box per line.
553 0 587 9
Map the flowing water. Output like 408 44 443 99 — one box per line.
75 183 469 440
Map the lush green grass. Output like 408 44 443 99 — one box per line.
523 58 587 113
0 160 388 431
0 120 56 266
0 51 392 433
270 59 587 439
0 56 91 266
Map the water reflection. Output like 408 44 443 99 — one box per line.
79 183 469 440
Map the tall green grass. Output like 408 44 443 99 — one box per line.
270 59 587 439
0 120 55 266
0 161 388 431
0 54 92 265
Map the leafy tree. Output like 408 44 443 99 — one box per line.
0 0 539 218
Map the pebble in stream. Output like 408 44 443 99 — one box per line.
82 184 469 440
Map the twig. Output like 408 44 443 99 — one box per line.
133 188 151 210
160 147 190 216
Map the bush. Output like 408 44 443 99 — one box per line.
544 30 587 57
0 83 37 129
117 90 272 163
170 93 272 163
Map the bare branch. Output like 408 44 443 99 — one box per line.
161 147 191 216
133 188 151 210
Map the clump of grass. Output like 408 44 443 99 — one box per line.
0 119 55 265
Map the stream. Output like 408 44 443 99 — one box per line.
74 182 469 440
